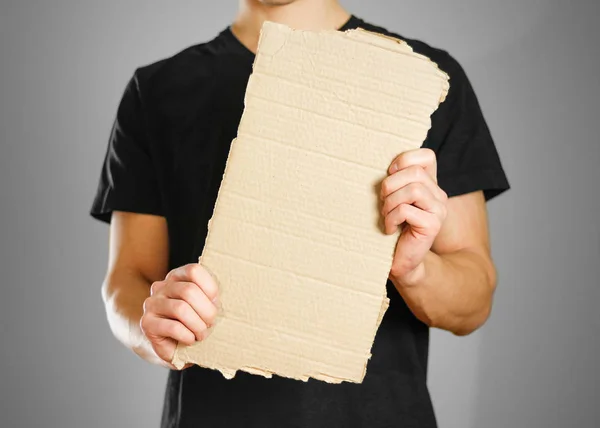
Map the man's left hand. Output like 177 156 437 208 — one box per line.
380 148 448 287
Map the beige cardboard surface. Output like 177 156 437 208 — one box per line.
172 22 449 383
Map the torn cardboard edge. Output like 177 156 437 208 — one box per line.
173 295 391 384
172 21 449 384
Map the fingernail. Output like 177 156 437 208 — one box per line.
389 163 398 174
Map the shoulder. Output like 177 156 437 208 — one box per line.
130 32 230 106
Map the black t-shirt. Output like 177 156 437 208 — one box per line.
91 15 509 428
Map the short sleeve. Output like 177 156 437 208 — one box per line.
90 73 163 223
426 55 510 201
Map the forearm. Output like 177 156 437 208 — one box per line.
391 248 496 335
101 269 163 365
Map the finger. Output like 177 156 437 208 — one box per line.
163 281 219 327
388 148 437 183
141 314 196 347
384 203 438 235
381 165 445 200
166 264 219 303
148 297 209 341
150 280 166 296
152 336 180 366
382 183 444 217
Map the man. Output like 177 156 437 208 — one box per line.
91 0 510 427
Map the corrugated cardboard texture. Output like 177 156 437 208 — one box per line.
172 22 449 383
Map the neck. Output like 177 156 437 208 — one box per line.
232 0 350 53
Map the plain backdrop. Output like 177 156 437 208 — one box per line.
1 1 599 427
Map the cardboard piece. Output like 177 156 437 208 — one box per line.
172 22 449 383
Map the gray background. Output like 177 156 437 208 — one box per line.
1 0 598 427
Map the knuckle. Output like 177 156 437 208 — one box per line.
408 183 422 199
423 148 436 162
165 267 178 280
381 178 391 196
186 263 201 279
394 153 407 168
150 281 162 295
411 165 425 181
180 283 196 302
139 315 149 332
142 297 153 313
183 264 196 279
140 315 154 337
389 261 404 278
165 322 179 339
173 299 188 315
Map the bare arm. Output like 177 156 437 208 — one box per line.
102 211 219 368
102 211 170 365
391 191 496 336
382 149 497 336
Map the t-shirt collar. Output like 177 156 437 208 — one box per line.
222 14 363 59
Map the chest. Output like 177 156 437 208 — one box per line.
150 67 252 263
152 68 250 193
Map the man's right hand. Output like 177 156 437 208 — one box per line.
140 263 220 369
